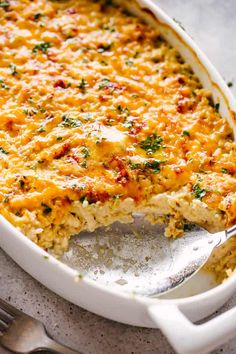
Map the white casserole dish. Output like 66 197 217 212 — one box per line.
1 1 236 353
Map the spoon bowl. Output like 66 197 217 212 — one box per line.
60 215 236 296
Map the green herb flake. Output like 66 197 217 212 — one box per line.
183 223 195 232
227 81 233 88
19 179 25 188
77 78 87 94
33 42 52 54
0 1 10 9
9 64 18 76
0 147 9 154
140 134 163 155
125 60 134 66
98 78 111 89
123 119 133 129
34 13 43 21
43 255 49 260
215 103 220 112
117 105 130 115
144 160 162 173
41 203 52 214
103 25 115 33
97 43 113 53
192 183 206 200
3 196 9 203
129 163 141 170
221 168 229 174
56 136 63 141
60 114 81 128
0 79 10 90
80 195 86 203
82 147 91 158
182 130 190 137
37 127 46 133
81 160 87 168
39 107 46 113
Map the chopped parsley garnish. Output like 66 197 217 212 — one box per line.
123 119 133 129
221 168 229 174
9 64 18 76
0 79 10 90
33 42 52 53
182 130 190 137
3 196 9 203
77 78 87 94
60 114 81 128
41 203 52 214
19 179 25 188
80 195 87 203
34 13 43 21
37 127 46 133
125 60 134 66
0 147 9 154
117 105 130 115
0 1 10 8
81 160 87 168
144 160 162 173
129 160 165 174
56 136 63 141
129 162 141 170
98 78 111 89
97 43 113 53
215 103 220 112
39 107 46 113
183 223 195 232
227 81 233 88
82 147 91 158
103 25 115 33
192 183 206 200
140 134 163 155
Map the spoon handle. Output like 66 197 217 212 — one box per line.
226 224 236 239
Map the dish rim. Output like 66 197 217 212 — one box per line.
1 0 236 310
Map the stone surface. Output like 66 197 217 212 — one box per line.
1 1 236 353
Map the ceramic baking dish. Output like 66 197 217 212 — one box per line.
1 1 236 353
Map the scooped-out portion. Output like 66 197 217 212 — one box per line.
0 0 235 271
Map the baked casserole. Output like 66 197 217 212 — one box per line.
0 0 235 278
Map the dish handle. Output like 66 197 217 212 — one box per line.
148 303 236 354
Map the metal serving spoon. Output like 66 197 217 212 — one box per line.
60 215 236 296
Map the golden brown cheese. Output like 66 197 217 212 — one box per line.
0 0 235 253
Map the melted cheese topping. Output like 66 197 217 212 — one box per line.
0 0 235 251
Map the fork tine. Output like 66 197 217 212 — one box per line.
0 298 21 317
0 319 8 333
0 309 12 324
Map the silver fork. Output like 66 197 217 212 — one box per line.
0 298 82 354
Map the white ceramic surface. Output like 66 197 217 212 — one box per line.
1 1 236 354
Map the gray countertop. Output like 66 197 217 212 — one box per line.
1 1 236 353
